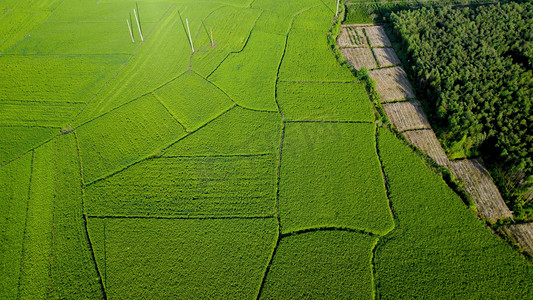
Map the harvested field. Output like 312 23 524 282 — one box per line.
340 47 377 70
364 26 392 47
382 101 431 132
370 66 416 102
498 223 533 255
449 158 513 222
403 129 450 166
338 25 367 48
373 47 401 67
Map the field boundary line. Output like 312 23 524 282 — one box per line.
85 105 237 187
0 124 61 129
374 127 398 221
74 131 108 298
278 80 356 83
318 0 335 14
256 120 286 299
151 93 189 133
16 150 35 299
284 120 374 124
46 140 59 298
1 99 87 105
87 215 276 220
371 237 381 300
0 136 57 170
160 152 274 159
71 3 175 123
281 226 382 238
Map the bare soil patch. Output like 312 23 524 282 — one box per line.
338 25 368 48
403 129 450 166
370 67 416 102
340 47 377 70
364 26 392 47
498 223 533 255
373 47 400 67
382 101 431 132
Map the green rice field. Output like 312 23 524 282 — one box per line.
1 0 532 298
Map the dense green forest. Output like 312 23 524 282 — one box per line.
390 2 533 217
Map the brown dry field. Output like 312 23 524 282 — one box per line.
373 47 401 67
340 47 377 70
338 25 367 48
498 223 533 255
382 100 431 132
364 26 392 47
449 158 513 222
370 67 416 102
403 129 450 166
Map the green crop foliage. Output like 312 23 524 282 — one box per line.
164 107 282 156
0 126 56 166
0 101 83 127
376 128 533 298
76 94 186 184
252 0 322 15
85 154 278 218
209 30 285 112
48 134 104 299
153 71 235 131
279 122 394 234
0 55 127 103
260 231 377 299
0 10 49 52
18 141 56 299
0 153 32 299
191 6 261 77
279 6 354 82
253 10 293 36
277 81 374 121
89 218 278 299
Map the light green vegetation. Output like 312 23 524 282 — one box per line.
88 217 278 299
209 30 285 111
252 10 293 36
0 126 56 165
0 153 32 299
164 107 282 155
376 128 533 298
0 10 49 52
260 231 377 299
252 0 322 15
85 154 278 218
18 141 56 299
277 81 374 121
153 71 234 131
278 6 353 82
191 6 261 77
0 101 83 127
344 1 378 24
279 122 394 234
76 94 186 184
0 55 127 103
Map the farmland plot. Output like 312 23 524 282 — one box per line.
337 25 368 48
209 30 285 112
76 94 186 184
369 66 416 102
403 129 450 166
339 47 377 69
0 10 49 52
0 153 32 299
252 0 322 16
277 81 374 121
279 122 394 235
376 128 533 298
253 10 293 36
364 25 392 47
153 71 235 131
0 126 56 166
90 218 278 299
85 155 278 218
498 223 533 255
382 100 431 132
260 231 377 299
0 101 83 127
373 47 401 67
164 107 282 156
449 158 513 222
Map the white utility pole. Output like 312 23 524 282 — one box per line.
336 0 340 16
186 18 194 53
126 19 135 43
210 27 214 48
134 8 143 41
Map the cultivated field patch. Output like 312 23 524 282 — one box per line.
92 218 278 299
153 71 235 131
208 30 285 112
373 47 401 67
0 10 49 52
0 126 56 166
498 223 533 255
382 100 431 132
340 47 377 70
376 128 533 298
369 66 416 102
85 154 277 218
277 81 374 121
0 101 83 127
337 25 368 48
260 231 376 299
364 25 392 47
76 94 186 184
279 122 394 234
403 129 450 166
449 158 513 222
